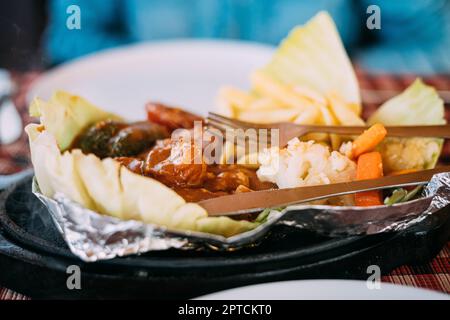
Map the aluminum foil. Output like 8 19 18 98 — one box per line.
32 172 450 262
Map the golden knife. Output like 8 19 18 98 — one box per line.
199 166 450 216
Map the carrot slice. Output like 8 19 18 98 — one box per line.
352 123 387 158
354 151 384 206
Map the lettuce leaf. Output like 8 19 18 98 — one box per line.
258 11 361 113
368 79 445 173
26 125 98 209
30 91 122 151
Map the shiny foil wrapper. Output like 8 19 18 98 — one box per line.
32 173 450 262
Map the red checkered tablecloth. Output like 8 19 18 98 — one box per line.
0 71 449 299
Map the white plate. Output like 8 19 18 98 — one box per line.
196 280 450 300
29 40 274 120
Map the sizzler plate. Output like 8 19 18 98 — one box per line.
0 175 449 299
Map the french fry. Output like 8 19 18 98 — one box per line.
247 97 287 111
352 123 387 158
326 91 365 126
329 135 341 151
238 108 300 124
218 86 255 111
293 107 321 125
251 70 319 114
354 151 384 206
318 103 341 150
292 85 327 105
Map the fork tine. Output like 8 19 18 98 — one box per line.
207 114 274 139
206 118 237 132
207 113 246 130
207 118 252 141
207 117 273 140
206 118 273 148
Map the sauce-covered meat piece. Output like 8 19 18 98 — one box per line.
73 120 169 158
204 166 250 192
205 165 276 192
146 102 204 131
116 139 276 202
74 120 127 158
109 122 169 157
117 138 207 188
143 138 207 187
114 157 145 175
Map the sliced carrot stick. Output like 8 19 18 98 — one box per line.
356 152 384 180
352 123 387 158
354 151 384 206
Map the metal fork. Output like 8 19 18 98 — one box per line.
207 112 450 148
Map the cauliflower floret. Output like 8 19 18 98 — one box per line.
379 137 440 173
339 141 353 158
257 138 356 189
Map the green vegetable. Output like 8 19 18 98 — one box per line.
403 186 423 202
30 91 123 151
368 79 445 173
254 208 273 223
384 188 408 205
384 186 423 206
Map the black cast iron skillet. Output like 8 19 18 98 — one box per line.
0 174 449 299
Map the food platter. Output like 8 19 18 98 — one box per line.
0 174 449 299
2 12 449 299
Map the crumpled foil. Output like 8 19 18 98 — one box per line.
32 172 450 262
